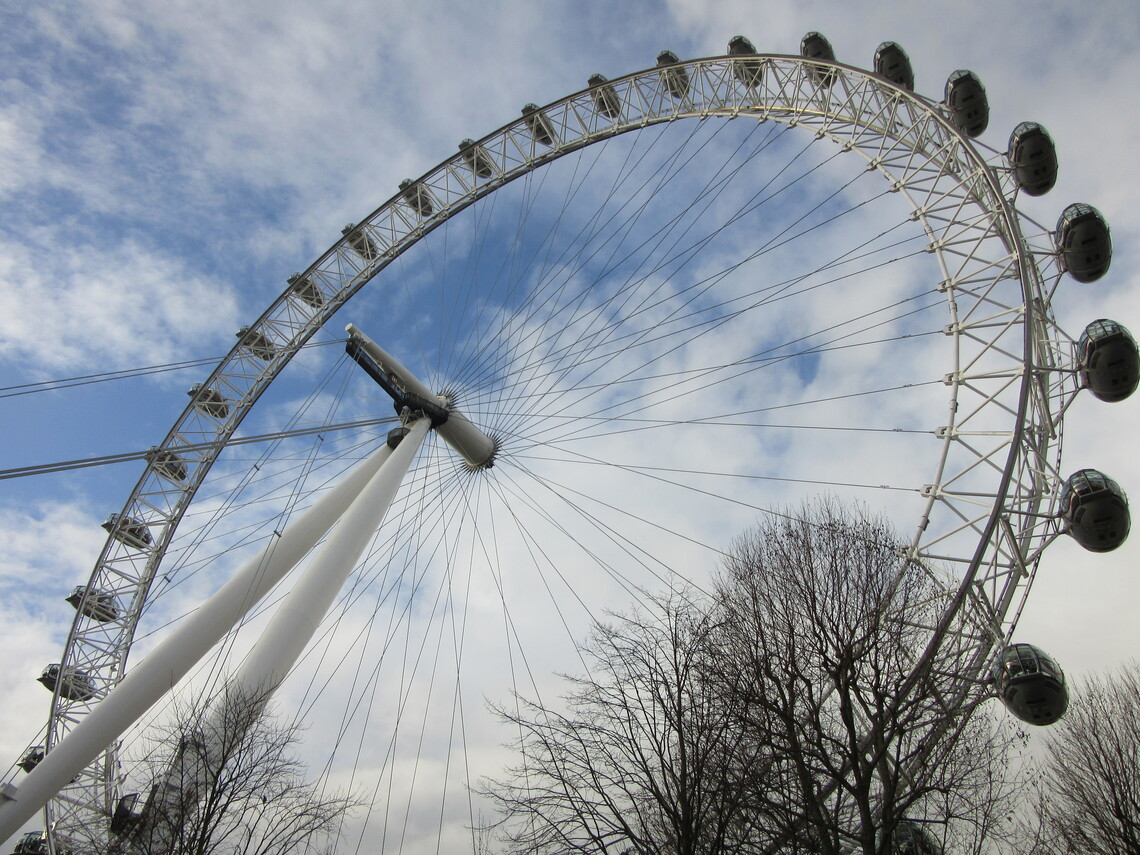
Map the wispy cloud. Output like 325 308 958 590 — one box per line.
2 2 1138 851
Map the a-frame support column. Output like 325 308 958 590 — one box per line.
0 436 406 842
127 417 429 853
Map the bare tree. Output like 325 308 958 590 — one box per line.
709 499 1025 855
1028 661 1140 855
108 687 359 855
484 501 1026 855
484 590 768 855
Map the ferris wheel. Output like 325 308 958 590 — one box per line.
3 33 1135 855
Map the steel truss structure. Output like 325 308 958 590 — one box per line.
8 51 1092 853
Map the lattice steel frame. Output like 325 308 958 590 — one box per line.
30 53 1079 852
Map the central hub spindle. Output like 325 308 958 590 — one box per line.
345 323 497 469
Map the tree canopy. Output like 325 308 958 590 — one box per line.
485 501 1027 855
1029 661 1140 855
108 688 359 855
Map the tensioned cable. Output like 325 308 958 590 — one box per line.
476 239 939 449
266 442 480 785
464 270 942 452
495 198 927 403
273 114 953 829
135 339 934 770
488 123 838 375
40 63 1037 855
476 118 728 381
447 115 775 399
452 129 921 442
505 377 944 443
0 355 224 398
117 185 943 747
513 305 945 450
117 435 446 816
330 448 474 853
124 360 392 644
108 153 934 756
467 120 797 414
0 414 395 480
0 337 342 399
104 103 965 855
498 453 716 599
242 421 665 852
474 253 938 448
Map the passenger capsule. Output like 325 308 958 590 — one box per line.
800 31 836 86
342 223 379 261
588 74 622 120
1055 203 1112 283
459 139 495 178
885 821 943 855
17 746 45 773
1078 319 1139 402
1007 122 1058 196
38 664 97 702
994 643 1068 725
111 793 142 836
728 36 764 88
66 585 120 622
399 179 433 218
11 831 48 855
236 325 276 360
657 50 689 100
944 70 988 137
387 426 411 449
1061 468 1130 552
146 446 188 482
522 104 556 147
874 41 914 90
188 383 228 419
102 513 152 549
287 272 324 308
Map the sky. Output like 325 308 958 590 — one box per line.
2 0 1139 852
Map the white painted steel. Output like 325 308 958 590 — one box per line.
18 50 1089 853
227 416 427 700
346 324 497 469
0 440 399 843
124 418 429 855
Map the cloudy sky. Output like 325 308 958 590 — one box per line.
2 0 1139 852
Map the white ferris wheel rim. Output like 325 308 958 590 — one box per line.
32 49 1076 851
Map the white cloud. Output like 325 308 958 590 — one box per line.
0 237 240 372
2 2 1139 851
0 501 105 773
0 88 48 199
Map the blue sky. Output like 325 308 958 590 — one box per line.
3 0 1140 851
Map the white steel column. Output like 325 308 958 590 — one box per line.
131 417 429 855
229 415 428 703
0 439 400 843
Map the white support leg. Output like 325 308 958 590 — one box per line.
1 325 492 850
133 418 429 854
229 415 428 703
0 440 399 844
